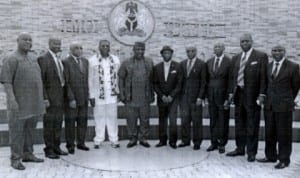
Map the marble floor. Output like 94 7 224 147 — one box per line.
0 140 299 178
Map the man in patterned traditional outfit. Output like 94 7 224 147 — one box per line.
89 40 120 149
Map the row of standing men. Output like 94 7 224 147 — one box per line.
0 33 299 171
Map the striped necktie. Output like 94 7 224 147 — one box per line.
55 54 65 86
237 53 247 87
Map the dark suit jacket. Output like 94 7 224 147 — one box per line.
180 58 207 103
265 59 300 112
63 56 89 106
206 55 232 106
153 61 183 107
230 49 268 106
37 52 65 107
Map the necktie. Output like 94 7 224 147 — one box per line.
237 53 247 87
55 54 65 86
214 58 220 72
271 62 280 80
187 59 193 76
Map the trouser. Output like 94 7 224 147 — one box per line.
126 105 150 142
8 111 39 162
180 101 203 146
65 105 88 149
43 106 64 153
234 87 261 156
93 103 118 145
208 102 229 147
264 110 292 164
158 101 178 144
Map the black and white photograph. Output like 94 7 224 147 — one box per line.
0 0 300 177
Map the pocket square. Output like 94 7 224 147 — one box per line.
250 61 258 65
171 70 177 74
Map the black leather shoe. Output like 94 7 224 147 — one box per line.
22 155 44 163
193 145 200 150
218 146 225 154
207 145 218 152
247 155 256 162
275 162 289 169
178 142 190 148
11 161 25 170
94 145 100 149
68 148 75 154
127 140 137 148
77 144 90 151
155 142 167 147
54 148 68 156
169 143 177 149
45 151 60 159
226 149 245 157
257 157 277 163
140 141 151 148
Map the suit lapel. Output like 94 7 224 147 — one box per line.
159 62 165 82
245 49 256 68
166 61 175 82
47 52 60 77
188 58 197 77
70 56 83 74
183 60 188 78
268 62 273 80
274 60 287 81
215 57 225 75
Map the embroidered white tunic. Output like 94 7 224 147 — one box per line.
88 54 120 105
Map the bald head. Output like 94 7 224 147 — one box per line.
49 37 61 54
271 45 286 62
186 46 197 60
240 33 253 52
213 43 225 57
17 32 32 53
70 42 83 57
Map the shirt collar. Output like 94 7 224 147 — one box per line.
163 60 172 66
71 54 80 62
49 49 57 59
242 48 253 59
215 54 224 60
273 57 285 66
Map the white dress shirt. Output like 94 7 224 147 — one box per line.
163 61 171 81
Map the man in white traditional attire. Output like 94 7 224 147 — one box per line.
88 40 120 149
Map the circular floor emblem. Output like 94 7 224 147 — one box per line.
108 0 155 45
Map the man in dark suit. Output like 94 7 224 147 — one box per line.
206 43 231 154
38 38 68 159
178 46 206 150
257 45 300 169
63 42 90 154
226 34 268 162
153 46 182 149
